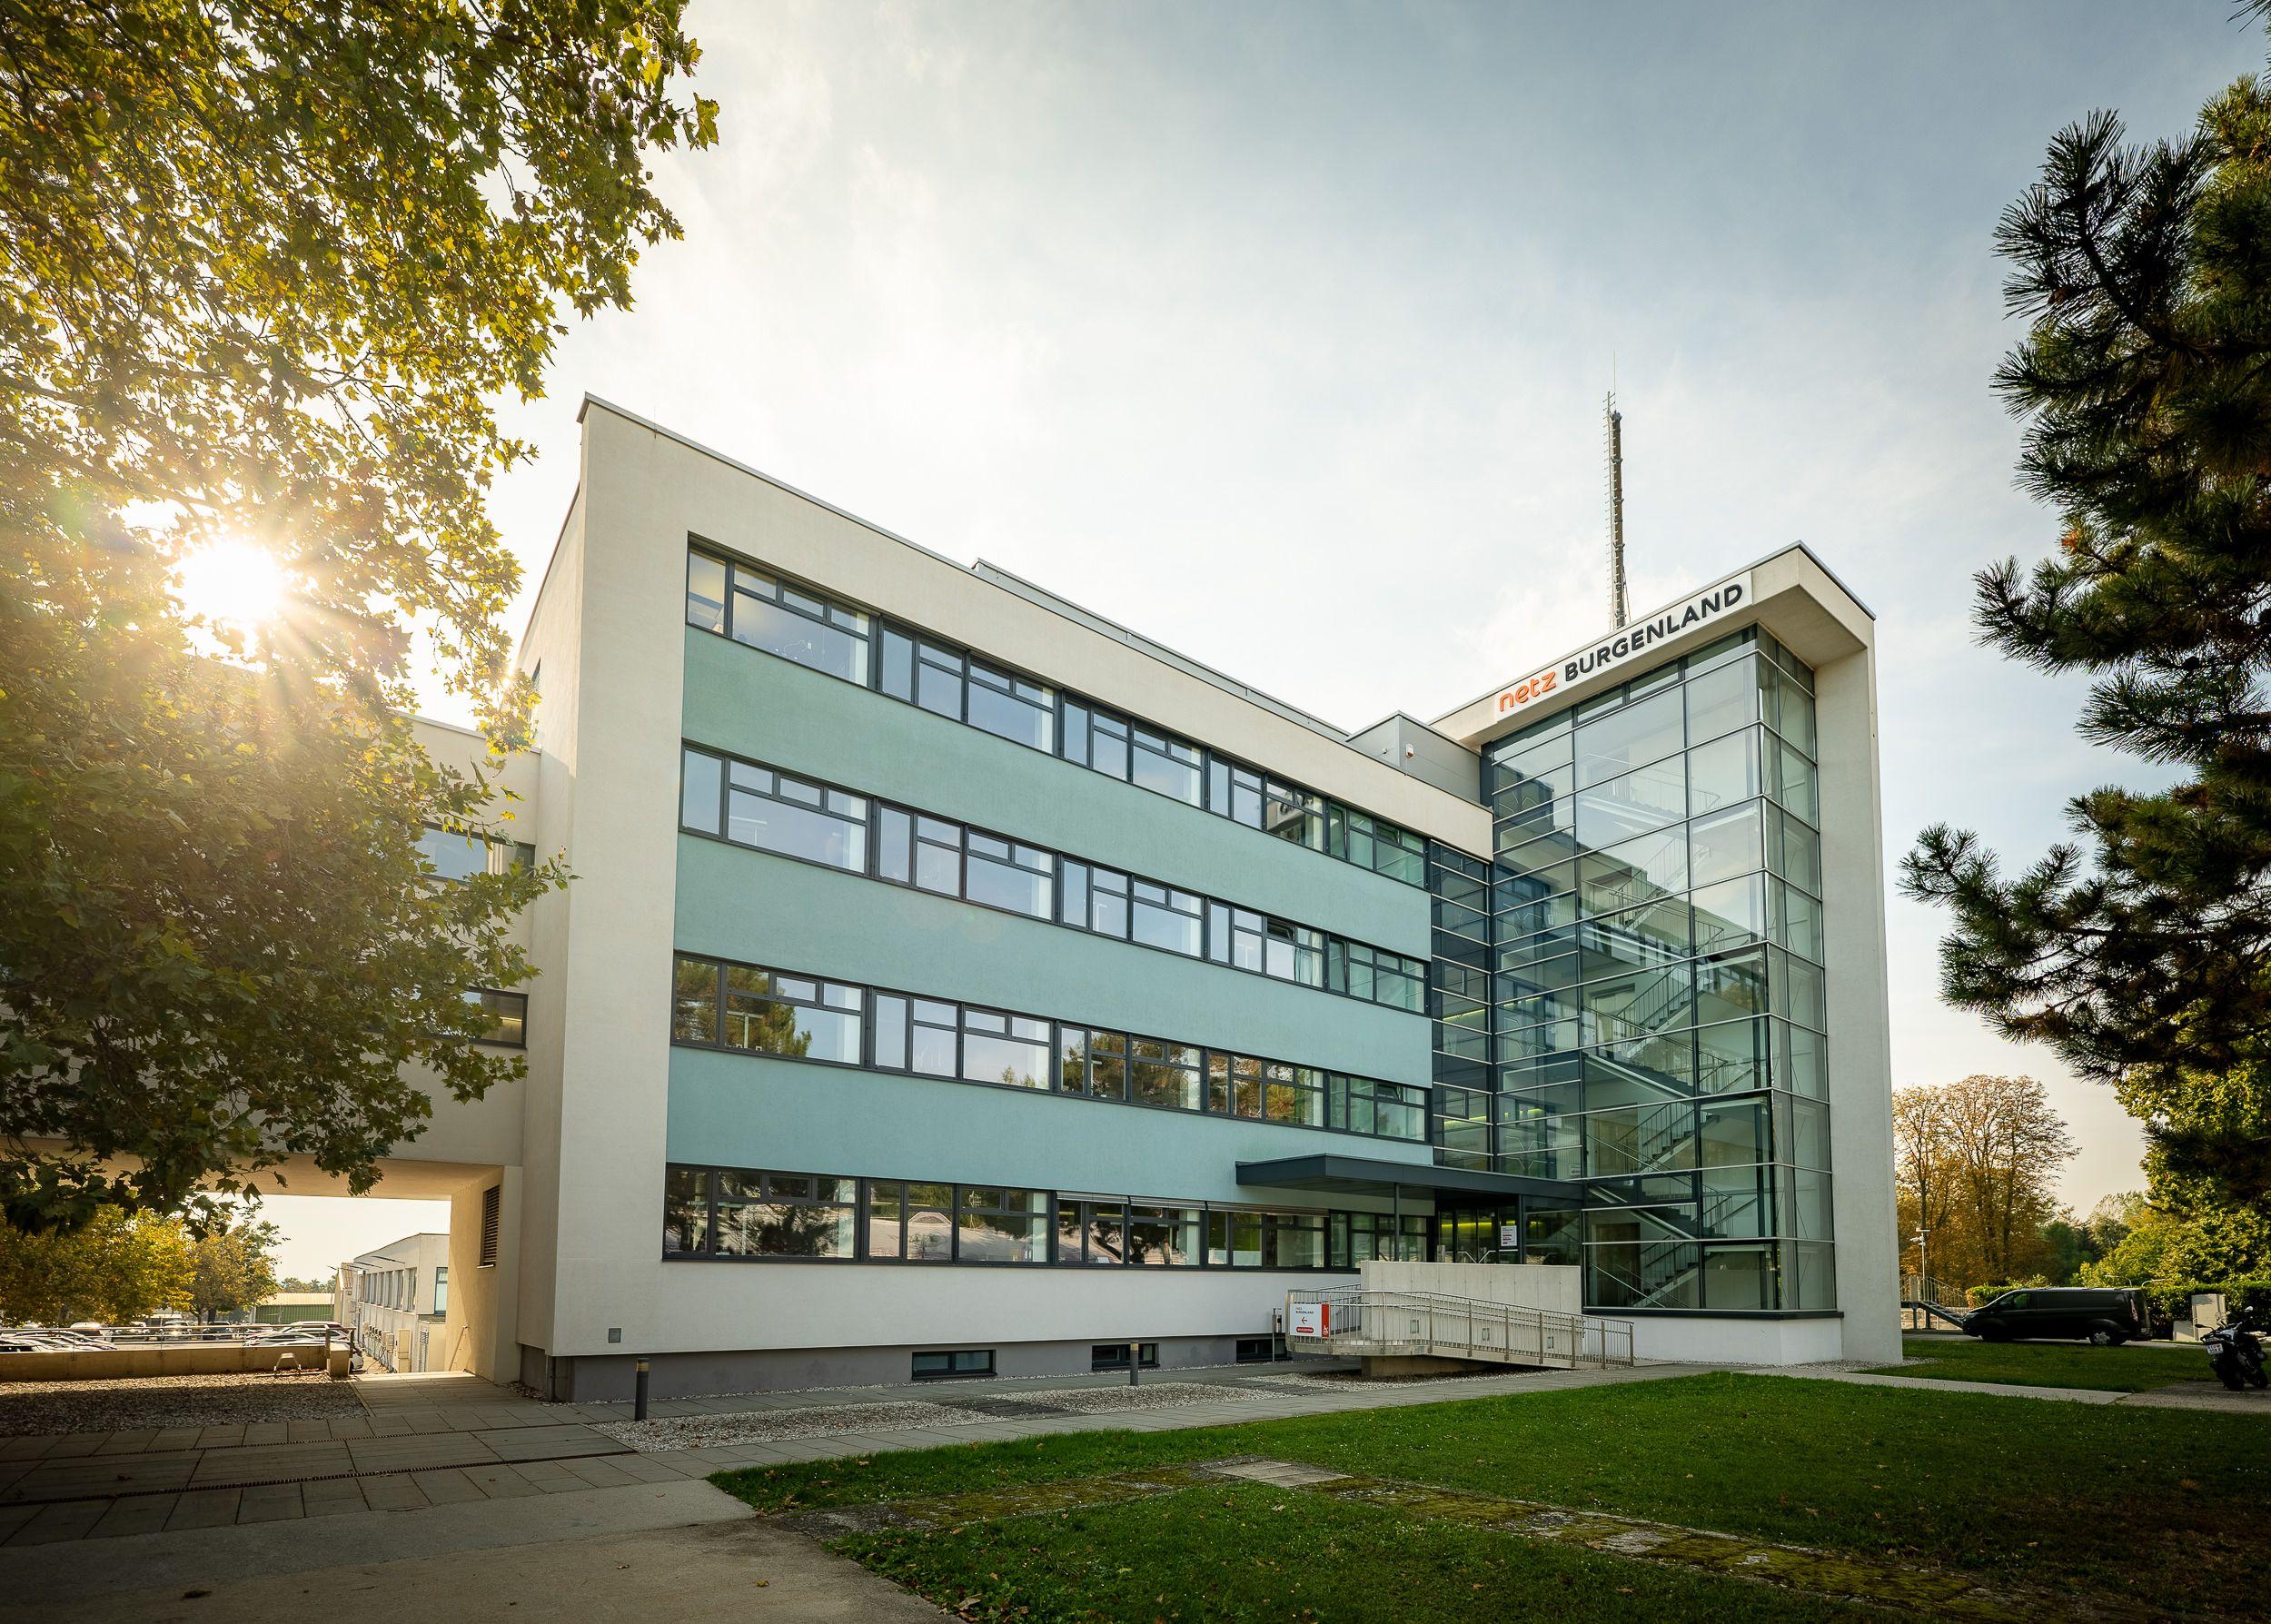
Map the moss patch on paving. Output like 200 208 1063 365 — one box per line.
1869 1336 2214 1392
714 1371 2268 1614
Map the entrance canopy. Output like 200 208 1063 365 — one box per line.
1235 1154 1583 1204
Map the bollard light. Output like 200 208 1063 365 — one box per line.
634 1356 651 1421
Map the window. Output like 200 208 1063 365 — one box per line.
1130 880 1203 956
1330 1074 1427 1141
479 1185 500 1266
911 1349 994 1381
664 1167 708 1254
465 988 527 1046
966 832 1055 919
1127 1204 1202 1265
712 756 869 872
1235 1336 1284 1363
957 1186 1052 1263
417 825 525 882
1128 1037 1203 1111
728 965 862 1063
1130 726 1203 805
961 1008 1051 1090
1092 1342 1160 1371
967 659 1056 752
712 1171 858 1259
867 1181 957 1262
691 548 872 684
432 1266 449 1315
1331 943 1425 1012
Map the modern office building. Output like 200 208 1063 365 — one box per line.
377 398 1898 1398
343 1233 452 1372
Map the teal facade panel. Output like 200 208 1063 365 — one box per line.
671 833 1431 1085
680 628 1433 960
664 1045 1431 1209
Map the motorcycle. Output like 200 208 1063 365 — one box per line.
2202 1317 2267 1391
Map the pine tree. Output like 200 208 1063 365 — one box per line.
1902 41 2271 1209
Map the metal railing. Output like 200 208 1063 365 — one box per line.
1285 1287 1635 1370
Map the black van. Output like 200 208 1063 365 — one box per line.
1963 1287 2149 1345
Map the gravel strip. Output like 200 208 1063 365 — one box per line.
1041 1381 1266 1415
593 1399 974 1452
0 1371 364 1437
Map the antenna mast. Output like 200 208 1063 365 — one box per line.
1606 391 1628 629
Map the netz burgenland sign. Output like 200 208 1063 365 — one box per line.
1493 571 1753 716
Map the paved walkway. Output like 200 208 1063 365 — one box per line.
1768 1366 2271 1413
0 1477 944 1621
0 1361 1694 1548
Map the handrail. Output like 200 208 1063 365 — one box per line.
1284 1286 1637 1370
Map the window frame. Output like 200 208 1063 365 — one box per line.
682 538 1444 890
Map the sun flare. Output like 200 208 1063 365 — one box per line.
172 538 288 634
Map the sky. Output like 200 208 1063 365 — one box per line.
270 2 2262 1275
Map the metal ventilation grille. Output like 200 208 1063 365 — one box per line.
480 1184 501 1267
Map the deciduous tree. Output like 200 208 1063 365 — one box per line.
187 1216 281 1320
0 3 715 1231
0 1208 193 1323
1892 1076 2076 1289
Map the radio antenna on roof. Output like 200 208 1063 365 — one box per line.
1605 388 1629 629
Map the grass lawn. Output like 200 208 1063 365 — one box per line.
839 1478 1869 1624
1872 1334 2215 1392
716 1373 2267 1617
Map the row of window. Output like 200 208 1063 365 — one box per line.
663 1164 1416 1270
679 745 1428 1013
685 544 1432 884
354 1264 445 1315
669 954 1430 1141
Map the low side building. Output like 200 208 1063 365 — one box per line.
345 1233 453 1373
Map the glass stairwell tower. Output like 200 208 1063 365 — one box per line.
1424 626 1835 1314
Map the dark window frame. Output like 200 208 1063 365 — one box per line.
683 538 1444 889
669 952 1432 1149
679 742 1427 1015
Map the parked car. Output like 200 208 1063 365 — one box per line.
1964 1287 2149 1345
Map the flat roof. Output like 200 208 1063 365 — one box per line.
1428 540 1875 732
566 398 1873 777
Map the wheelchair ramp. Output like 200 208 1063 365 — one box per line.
1284 1288 1636 1371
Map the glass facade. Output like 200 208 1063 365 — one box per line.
1443 628 1833 1312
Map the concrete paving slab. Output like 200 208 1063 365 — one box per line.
478 1422 629 1463
344 1431 496 1474
0 1478 769 1609
0 1496 943 1622
164 1488 242 1530
86 1494 178 1540
5 1500 108 1545
189 1438 356 1487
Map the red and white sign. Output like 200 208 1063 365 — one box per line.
1287 1301 1331 1338
1492 572 1753 718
